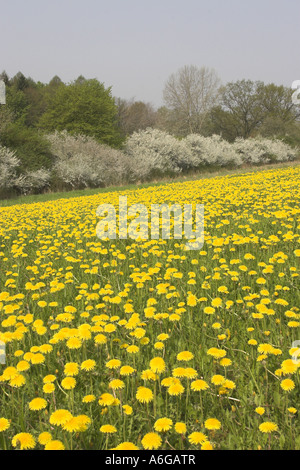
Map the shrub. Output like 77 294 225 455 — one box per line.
46 131 131 190
233 136 298 164
14 168 51 195
0 145 20 191
184 134 242 169
124 128 193 181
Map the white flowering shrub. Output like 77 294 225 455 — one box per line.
0 145 20 190
124 128 194 181
14 169 51 195
233 137 298 164
184 134 242 168
47 131 131 189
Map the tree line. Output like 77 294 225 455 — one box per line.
0 66 299 187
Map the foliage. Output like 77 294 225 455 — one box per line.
47 131 132 190
124 128 193 181
233 136 298 164
38 79 123 148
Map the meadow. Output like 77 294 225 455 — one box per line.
0 164 299 450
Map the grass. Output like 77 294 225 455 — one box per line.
0 159 299 208
0 164 299 450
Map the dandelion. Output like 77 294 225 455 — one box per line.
207 348 227 359
38 432 52 445
149 357 166 374
191 379 209 391
259 422 278 433
136 386 153 403
204 418 221 430
44 440 65 450
141 432 162 450
201 441 213 450
49 409 73 426
281 359 298 375
120 365 136 376
127 345 139 354
82 394 96 403
154 417 173 432
29 398 47 411
188 432 208 445
109 379 125 390
43 383 55 394
0 418 10 432
12 433 36 450
66 337 82 349
99 393 115 406
64 362 79 376
177 351 194 362
204 307 215 315
175 422 187 434
100 424 117 434
61 377 76 390
122 405 133 415
168 381 185 396
106 359 121 369
81 359 96 371
280 379 295 392
9 374 26 388
114 442 139 450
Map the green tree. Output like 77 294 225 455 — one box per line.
38 78 123 147
0 123 53 171
208 80 298 141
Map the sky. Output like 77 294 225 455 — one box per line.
0 0 299 108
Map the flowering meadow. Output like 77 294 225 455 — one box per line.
0 165 299 450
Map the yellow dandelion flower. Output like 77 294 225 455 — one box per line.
149 357 166 374
204 418 221 430
136 386 153 403
280 378 295 392
49 409 73 426
191 379 209 391
177 351 194 362
81 359 96 371
44 440 65 450
259 422 278 433
0 418 10 432
188 432 208 445
12 432 36 450
29 397 47 411
154 417 173 432
141 432 162 450
38 432 52 445
100 424 117 434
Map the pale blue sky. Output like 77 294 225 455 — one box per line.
1 0 299 107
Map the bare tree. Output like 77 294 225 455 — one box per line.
162 65 221 136
115 97 157 136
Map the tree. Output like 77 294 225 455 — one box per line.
38 78 123 147
0 70 9 85
220 80 266 138
162 65 221 136
209 80 299 141
116 98 157 136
